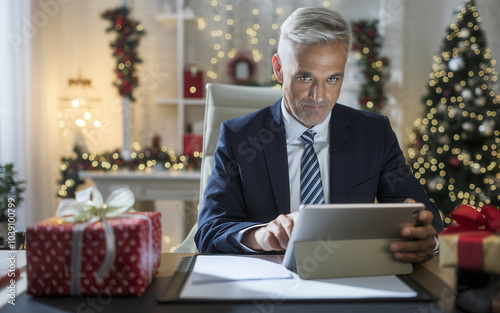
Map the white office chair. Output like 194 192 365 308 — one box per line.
174 83 282 253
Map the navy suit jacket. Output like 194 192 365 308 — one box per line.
195 100 443 253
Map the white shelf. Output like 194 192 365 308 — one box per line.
156 98 205 105
154 0 204 153
184 99 206 105
155 8 195 24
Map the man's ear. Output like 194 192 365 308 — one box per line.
272 54 284 83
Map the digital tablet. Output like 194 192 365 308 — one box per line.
282 202 424 270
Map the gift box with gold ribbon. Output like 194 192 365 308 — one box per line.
439 204 500 274
26 187 162 296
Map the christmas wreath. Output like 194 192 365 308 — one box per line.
101 6 145 101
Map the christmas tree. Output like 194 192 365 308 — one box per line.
408 0 500 225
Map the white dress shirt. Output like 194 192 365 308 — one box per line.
281 100 331 212
236 100 332 251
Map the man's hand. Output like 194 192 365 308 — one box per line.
390 199 437 263
241 212 299 251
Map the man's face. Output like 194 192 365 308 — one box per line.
273 44 347 128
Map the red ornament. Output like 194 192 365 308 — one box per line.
360 96 371 106
121 80 129 87
116 48 125 57
116 15 125 26
152 133 161 147
366 27 377 38
449 156 461 167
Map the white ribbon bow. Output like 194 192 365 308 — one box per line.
56 187 136 295
56 187 135 223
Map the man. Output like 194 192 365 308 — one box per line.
195 7 443 263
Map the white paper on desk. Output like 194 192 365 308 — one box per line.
181 256 418 300
190 255 293 284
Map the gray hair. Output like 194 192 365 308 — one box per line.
277 7 352 63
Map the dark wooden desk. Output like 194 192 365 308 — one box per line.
5 253 461 313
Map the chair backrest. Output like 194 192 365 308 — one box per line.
199 83 283 203
174 83 282 253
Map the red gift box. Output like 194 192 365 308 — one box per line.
183 134 203 156
26 212 161 296
184 69 203 98
439 204 500 274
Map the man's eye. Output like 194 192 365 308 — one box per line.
298 76 312 81
328 77 339 82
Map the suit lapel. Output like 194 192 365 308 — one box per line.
329 105 353 203
261 100 290 215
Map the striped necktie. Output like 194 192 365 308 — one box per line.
300 130 325 204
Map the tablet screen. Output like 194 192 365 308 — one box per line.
282 203 423 270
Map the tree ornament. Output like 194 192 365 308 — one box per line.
419 123 428 134
479 120 495 136
449 156 461 168
476 96 486 107
439 135 451 145
460 28 470 38
448 56 465 71
454 84 463 92
437 103 447 113
438 63 448 71
461 121 474 132
475 87 483 96
468 77 479 87
427 178 438 192
453 107 463 116
478 193 487 202
471 164 481 175
436 177 446 187
461 150 471 163
461 88 473 100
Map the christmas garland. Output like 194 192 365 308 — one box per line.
57 145 202 199
351 20 389 112
101 6 145 101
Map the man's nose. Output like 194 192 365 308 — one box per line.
309 82 326 103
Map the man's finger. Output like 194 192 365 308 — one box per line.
265 234 282 251
274 225 291 250
417 210 434 224
267 221 290 250
390 236 435 253
257 228 282 251
276 214 294 238
393 251 434 263
400 210 436 239
401 224 436 239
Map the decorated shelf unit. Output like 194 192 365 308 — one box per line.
155 0 205 154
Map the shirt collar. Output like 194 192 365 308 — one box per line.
281 99 331 144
